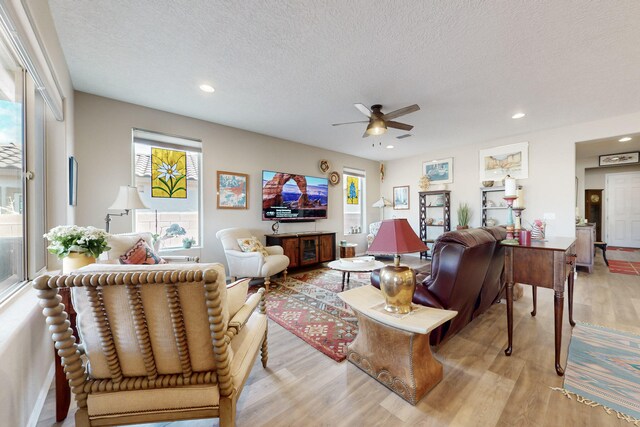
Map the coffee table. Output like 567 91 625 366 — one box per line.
328 259 385 291
338 285 457 404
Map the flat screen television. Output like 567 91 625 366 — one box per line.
262 170 328 221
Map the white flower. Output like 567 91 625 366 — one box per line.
157 162 181 180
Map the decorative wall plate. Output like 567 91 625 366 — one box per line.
329 171 340 186
319 159 330 173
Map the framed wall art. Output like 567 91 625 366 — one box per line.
479 142 529 182
422 158 453 184
599 151 639 167
393 185 410 210
217 171 249 209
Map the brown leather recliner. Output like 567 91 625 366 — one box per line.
475 226 507 318
372 228 497 345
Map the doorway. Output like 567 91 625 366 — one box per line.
605 171 640 248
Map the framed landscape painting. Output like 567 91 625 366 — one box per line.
423 158 453 184
479 142 529 182
393 185 410 210
217 171 249 209
599 151 639 167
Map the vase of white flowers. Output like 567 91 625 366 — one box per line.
44 225 111 273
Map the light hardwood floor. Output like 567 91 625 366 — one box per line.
37 250 639 427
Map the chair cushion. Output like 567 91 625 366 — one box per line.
119 238 166 265
87 384 220 419
237 237 268 257
227 278 249 318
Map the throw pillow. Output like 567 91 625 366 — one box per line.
119 238 167 265
236 236 269 257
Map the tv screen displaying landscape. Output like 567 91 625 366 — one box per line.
262 170 328 221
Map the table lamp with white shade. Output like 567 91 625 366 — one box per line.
104 185 148 232
372 196 392 220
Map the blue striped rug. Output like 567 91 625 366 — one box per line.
556 323 640 424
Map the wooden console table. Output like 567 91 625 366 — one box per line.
339 285 457 404
503 237 576 376
265 232 335 269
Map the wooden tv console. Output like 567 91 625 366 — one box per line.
265 232 336 269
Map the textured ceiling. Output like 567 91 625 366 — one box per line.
48 0 640 161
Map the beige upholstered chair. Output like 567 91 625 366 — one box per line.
33 263 267 426
216 227 289 292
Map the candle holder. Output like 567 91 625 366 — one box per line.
503 196 519 245
512 207 526 243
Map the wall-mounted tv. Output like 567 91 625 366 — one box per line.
262 170 329 221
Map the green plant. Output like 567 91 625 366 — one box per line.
43 225 111 258
457 203 471 227
182 237 195 245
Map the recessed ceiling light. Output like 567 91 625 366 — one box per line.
386 145 394 149
199 84 215 93
619 137 632 142
511 112 525 119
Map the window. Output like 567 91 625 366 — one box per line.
0 35 24 301
132 129 202 250
343 168 366 234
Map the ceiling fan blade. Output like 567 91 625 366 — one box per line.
331 120 369 126
354 103 372 117
386 121 414 131
382 104 420 121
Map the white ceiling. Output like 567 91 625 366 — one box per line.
48 0 640 161
576 132 640 160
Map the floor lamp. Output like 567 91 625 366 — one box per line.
105 185 148 232
372 196 391 220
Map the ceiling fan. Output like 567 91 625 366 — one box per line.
332 103 420 138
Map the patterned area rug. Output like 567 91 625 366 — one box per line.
554 323 640 424
261 268 372 362
609 260 640 276
609 247 640 252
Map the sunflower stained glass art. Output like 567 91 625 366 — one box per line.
151 147 187 198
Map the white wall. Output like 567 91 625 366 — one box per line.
383 110 640 239
74 92 381 264
0 1 75 426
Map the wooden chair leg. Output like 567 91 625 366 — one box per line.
264 276 270 293
261 329 268 368
219 393 237 427
283 269 287 283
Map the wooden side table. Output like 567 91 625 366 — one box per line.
339 285 457 404
339 243 357 258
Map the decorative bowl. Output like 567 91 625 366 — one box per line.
482 180 494 187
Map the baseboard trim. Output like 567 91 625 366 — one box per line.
27 361 55 427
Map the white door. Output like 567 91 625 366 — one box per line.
606 172 640 248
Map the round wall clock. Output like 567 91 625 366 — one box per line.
319 160 330 173
329 171 340 186
590 194 600 203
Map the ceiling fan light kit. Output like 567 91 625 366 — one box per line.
332 103 420 138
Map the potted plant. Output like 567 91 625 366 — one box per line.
44 225 111 273
456 203 471 230
182 237 195 249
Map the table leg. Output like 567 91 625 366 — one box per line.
568 269 575 327
504 281 514 356
341 272 346 291
553 290 565 376
531 286 537 316
347 272 351 284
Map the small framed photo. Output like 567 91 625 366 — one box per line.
68 156 78 206
423 157 453 184
393 186 410 210
599 152 639 167
217 171 249 209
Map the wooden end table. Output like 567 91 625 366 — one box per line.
338 285 457 405
328 259 385 291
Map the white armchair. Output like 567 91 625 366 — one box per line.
216 227 289 292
